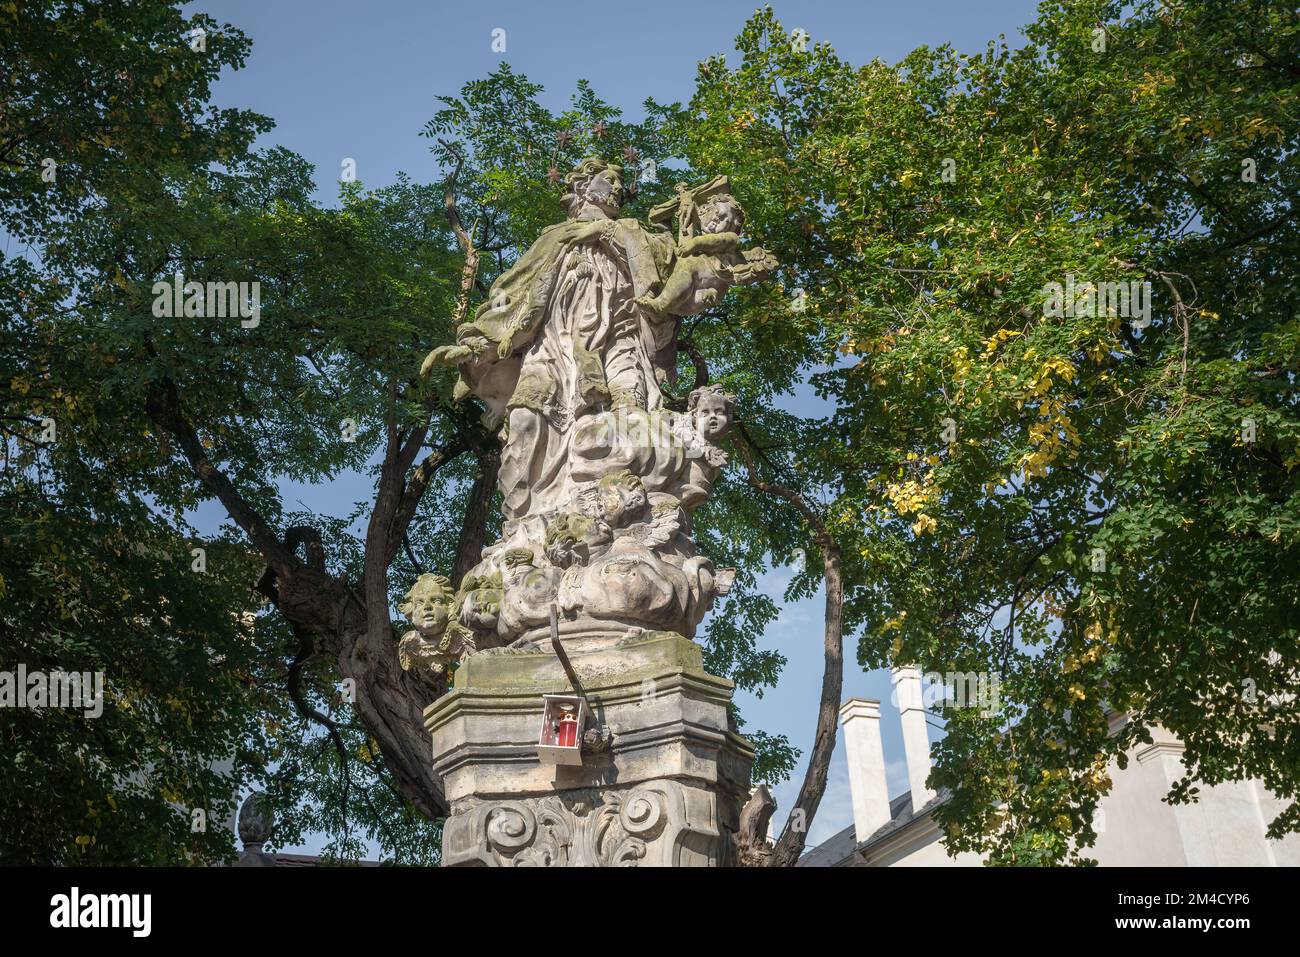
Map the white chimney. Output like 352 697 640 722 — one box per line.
892 665 935 810
839 698 892 843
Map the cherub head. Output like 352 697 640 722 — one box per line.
563 158 624 219
399 574 454 636
699 192 745 235
456 572 503 631
597 469 650 527
688 384 736 442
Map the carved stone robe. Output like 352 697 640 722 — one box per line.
450 216 677 522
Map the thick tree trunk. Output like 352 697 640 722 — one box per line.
143 152 493 830
330 618 448 820
357 408 454 819
735 783 777 866
148 378 454 821
274 566 449 820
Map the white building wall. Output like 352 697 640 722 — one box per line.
1091 725 1300 867
825 704 1297 868
865 831 984 867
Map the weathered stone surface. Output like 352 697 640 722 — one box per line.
234 792 276 867
443 781 726 867
426 631 754 866
412 161 774 658
413 160 775 865
397 572 505 677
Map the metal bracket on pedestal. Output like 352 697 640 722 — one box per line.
545 604 612 756
548 603 588 704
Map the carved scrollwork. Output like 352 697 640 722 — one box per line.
445 782 700 867
484 804 535 850
620 787 666 835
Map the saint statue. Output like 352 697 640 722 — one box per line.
416 158 775 661
425 158 679 520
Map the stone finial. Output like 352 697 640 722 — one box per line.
235 792 275 867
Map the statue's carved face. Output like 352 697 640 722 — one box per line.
459 589 499 629
701 196 744 234
401 575 452 634
620 480 648 514
598 472 649 525
693 392 731 441
583 166 624 217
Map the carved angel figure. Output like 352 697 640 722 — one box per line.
673 384 734 507
397 574 470 675
570 384 735 511
636 178 777 318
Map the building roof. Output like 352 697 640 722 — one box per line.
798 789 951 867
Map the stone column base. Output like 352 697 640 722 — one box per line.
425 631 755 867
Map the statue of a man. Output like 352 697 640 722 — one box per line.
410 159 775 654
424 158 678 521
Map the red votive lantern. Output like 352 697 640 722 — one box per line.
538 694 587 766
557 705 579 747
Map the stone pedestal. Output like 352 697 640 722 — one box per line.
426 631 754 866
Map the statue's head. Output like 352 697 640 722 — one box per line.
563 158 624 219
688 384 736 442
597 468 649 525
457 573 503 630
699 192 745 235
399 574 454 635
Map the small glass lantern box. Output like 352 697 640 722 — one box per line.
538 694 586 766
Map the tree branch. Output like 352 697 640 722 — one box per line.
735 441 844 868
452 444 500 584
384 438 471 567
439 141 481 328
144 377 294 572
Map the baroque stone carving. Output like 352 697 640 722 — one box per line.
234 792 276 867
426 631 756 868
396 572 505 676
408 158 776 664
442 782 712 867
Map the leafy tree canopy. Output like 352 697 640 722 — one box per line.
675 1 1298 863
2 0 1295 866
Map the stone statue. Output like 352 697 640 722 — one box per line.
638 176 777 317
423 158 679 520
396 573 489 676
412 158 776 663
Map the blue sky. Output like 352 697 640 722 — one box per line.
188 0 1044 854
